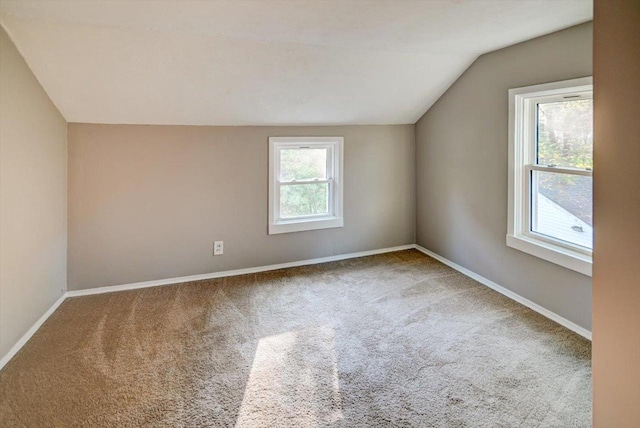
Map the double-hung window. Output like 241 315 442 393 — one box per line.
507 77 593 276
268 137 344 234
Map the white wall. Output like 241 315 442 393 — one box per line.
0 27 67 359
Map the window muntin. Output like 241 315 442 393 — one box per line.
269 137 343 234
507 77 593 276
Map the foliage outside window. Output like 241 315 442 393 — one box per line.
268 137 344 234
507 77 593 276
537 99 593 231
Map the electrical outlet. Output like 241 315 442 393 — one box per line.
213 241 224 256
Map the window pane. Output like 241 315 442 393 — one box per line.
531 170 592 249
537 98 593 169
280 183 329 218
280 148 327 181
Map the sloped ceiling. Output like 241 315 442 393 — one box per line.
0 0 592 126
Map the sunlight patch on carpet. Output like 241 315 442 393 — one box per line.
235 326 343 427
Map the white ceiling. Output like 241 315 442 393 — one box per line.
0 0 592 126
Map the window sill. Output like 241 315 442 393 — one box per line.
506 234 592 277
269 216 344 235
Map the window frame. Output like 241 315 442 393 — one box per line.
268 137 344 235
507 77 593 276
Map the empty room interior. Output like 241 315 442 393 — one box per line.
0 0 638 426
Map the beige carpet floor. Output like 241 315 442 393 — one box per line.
0 250 591 427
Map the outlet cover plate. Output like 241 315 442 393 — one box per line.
214 241 224 255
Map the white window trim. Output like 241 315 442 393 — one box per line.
268 137 344 235
507 77 593 277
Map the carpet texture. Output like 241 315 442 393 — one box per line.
0 250 591 427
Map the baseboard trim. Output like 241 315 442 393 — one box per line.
1 244 414 370
413 245 592 340
0 293 67 371
1 242 590 371
66 245 416 297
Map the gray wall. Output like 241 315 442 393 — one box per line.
592 0 640 425
415 23 593 330
0 27 67 359
68 124 415 290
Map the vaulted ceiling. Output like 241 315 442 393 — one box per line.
0 0 592 126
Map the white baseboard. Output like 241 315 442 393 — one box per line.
1 245 413 370
66 244 415 297
1 242 590 372
0 293 67 371
413 245 592 340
